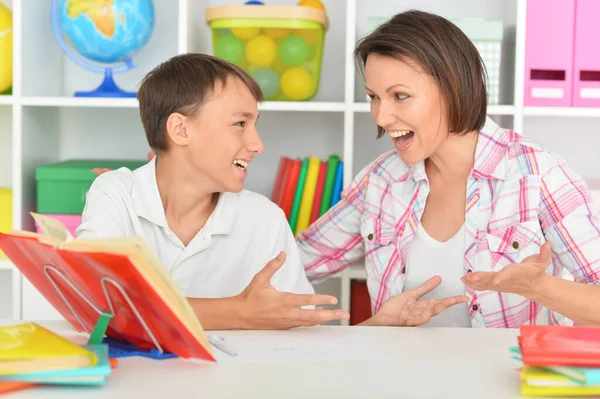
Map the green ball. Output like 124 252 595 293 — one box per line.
251 68 280 99
277 35 310 67
214 35 244 65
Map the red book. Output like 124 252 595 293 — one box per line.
280 159 301 219
350 280 372 326
310 161 328 224
519 325 600 367
271 157 290 205
0 214 215 362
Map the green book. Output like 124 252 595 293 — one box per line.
319 154 339 216
289 157 308 234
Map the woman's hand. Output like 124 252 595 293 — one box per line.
361 276 469 326
461 242 552 299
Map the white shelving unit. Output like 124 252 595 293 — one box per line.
1 0 599 325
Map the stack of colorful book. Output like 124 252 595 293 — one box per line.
271 154 344 236
511 325 600 396
0 322 115 395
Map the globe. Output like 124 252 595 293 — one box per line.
51 0 155 97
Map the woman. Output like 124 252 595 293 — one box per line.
297 10 600 327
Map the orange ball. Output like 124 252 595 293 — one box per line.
297 0 325 11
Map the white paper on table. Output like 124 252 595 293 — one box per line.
208 327 398 364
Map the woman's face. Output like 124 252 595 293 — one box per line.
364 54 450 165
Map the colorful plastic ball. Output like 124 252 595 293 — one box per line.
231 27 260 40
245 34 277 67
297 0 325 10
251 68 280 99
298 28 319 45
280 67 313 101
245 0 264 4
277 35 310 67
214 35 244 65
263 28 289 39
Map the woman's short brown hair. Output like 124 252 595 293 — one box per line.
354 10 487 137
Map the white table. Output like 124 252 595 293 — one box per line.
1 320 528 399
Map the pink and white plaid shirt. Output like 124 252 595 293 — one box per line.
297 117 600 328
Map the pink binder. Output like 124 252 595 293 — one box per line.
572 0 600 107
524 0 576 106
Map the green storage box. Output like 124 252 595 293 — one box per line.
35 159 147 214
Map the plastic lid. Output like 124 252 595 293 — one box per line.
206 5 328 29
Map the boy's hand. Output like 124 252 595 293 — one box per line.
236 251 350 329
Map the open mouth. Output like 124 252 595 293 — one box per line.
233 159 248 172
388 130 415 150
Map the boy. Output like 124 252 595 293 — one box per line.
77 53 349 330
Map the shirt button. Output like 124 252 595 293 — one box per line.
472 304 479 311
512 241 519 249
401 266 406 274
367 233 374 241
467 269 472 273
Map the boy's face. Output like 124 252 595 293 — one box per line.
182 76 263 193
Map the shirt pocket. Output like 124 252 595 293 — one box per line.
359 217 400 281
485 221 544 266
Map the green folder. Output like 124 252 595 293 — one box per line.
319 154 339 216
289 157 308 234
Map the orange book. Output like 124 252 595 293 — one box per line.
0 381 36 394
519 325 600 367
280 159 301 219
0 213 215 362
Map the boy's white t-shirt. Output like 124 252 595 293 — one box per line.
75 158 315 298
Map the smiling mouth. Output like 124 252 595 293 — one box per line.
233 159 248 171
388 130 415 147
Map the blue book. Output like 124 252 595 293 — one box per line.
330 161 344 207
0 344 111 386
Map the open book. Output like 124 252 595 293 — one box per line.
0 213 214 362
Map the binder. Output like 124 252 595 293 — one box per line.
572 0 600 107
524 0 576 106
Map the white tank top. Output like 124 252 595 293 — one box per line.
402 223 471 328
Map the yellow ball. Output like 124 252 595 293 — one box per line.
297 0 326 11
0 4 12 93
245 34 277 67
280 67 313 101
231 27 260 40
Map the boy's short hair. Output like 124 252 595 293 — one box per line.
354 10 487 137
137 53 264 153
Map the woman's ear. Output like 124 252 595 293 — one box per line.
166 113 188 146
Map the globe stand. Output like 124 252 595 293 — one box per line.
75 68 136 98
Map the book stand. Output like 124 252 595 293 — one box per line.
43 264 176 359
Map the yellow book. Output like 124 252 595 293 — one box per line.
0 187 11 259
0 322 97 375
295 156 321 234
521 366 600 396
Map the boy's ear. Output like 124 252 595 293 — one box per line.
166 113 189 146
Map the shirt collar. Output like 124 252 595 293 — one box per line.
132 157 238 236
408 116 509 183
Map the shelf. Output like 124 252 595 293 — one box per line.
20 97 346 112
22 97 139 108
259 101 346 112
0 96 13 105
524 106 600 118
353 102 515 116
0 260 14 271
